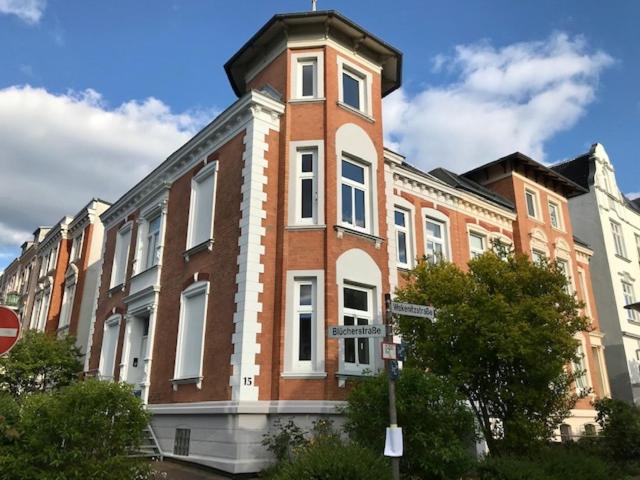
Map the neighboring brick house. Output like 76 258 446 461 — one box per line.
553 144 640 404
462 152 611 438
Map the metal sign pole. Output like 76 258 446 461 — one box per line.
384 293 400 480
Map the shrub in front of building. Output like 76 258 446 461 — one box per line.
0 380 150 480
344 368 476 480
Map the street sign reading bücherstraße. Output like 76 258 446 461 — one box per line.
327 324 386 339
0 306 20 356
390 301 436 319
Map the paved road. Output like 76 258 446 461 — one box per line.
151 460 256 480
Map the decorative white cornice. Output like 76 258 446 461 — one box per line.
100 90 285 229
389 162 516 229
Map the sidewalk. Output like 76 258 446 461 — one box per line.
151 460 258 480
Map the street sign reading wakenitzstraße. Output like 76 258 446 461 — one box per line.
327 324 386 339
390 301 436 319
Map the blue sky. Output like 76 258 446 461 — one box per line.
0 0 638 270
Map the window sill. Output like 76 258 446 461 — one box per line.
335 371 375 387
336 101 375 123
130 264 159 281
397 266 412 273
183 239 214 262
281 371 328 379
527 215 544 225
286 224 327 231
615 254 632 263
289 97 326 104
334 225 384 249
170 376 203 391
551 226 565 233
108 283 125 297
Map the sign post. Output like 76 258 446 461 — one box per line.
384 293 401 480
0 306 21 356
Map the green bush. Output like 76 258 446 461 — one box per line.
0 380 151 480
595 397 640 463
344 368 476 480
476 445 612 480
267 434 390 480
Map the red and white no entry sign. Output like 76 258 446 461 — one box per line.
0 306 20 356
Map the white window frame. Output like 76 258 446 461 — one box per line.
623 281 638 322
99 314 121 381
423 208 450 263
577 268 592 318
525 189 539 219
394 207 412 269
143 212 162 271
548 201 562 230
296 148 318 225
290 51 324 101
468 231 487 259
341 283 375 375
337 56 373 116
173 281 210 385
572 342 590 395
557 257 574 294
282 270 326 378
186 161 218 251
340 155 371 233
532 249 546 264
58 280 76 331
635 233 640 264
288 140 325 228
110 223 132 289
610 220 627 258
70 232 84 262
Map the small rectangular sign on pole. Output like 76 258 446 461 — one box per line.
382 342 397 360
390 301 436 319
327 324 386 339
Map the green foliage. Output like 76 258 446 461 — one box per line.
344 368 476 479
475 445 612 480
0 393 20 445
0 380 150 480
595 397 640 462
266 423 390 480
262 418 309 462
396 252 588 455
0 330 82 398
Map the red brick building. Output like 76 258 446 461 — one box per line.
84 10 610 472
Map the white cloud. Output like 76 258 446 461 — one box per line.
384 33 613 172
0 0 46 24
627 192 640 200
0 85 216 252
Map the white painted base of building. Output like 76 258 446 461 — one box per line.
148 401 344 475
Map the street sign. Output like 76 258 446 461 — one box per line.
390 301 436 319
389 360 400 380
0 306 20 356
396 343 407 362
327 324 385 339
382 342 397 360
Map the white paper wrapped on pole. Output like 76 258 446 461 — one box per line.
384 426 403 457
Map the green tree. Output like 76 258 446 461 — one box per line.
0 330 82 398
0 380 150 480
344 368 476 480
594 397 640 463
396 251 588 455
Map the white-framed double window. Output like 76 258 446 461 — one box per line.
532 249 546 264
557 258 573 294
296 148 318 224
525 189 539 219
341 157 370 232
143 214 162 270
99 315 121 381
622 281 638 322
337 57 372 116
110 224 132 288
425 217 447 263
548 201 562 230
58 281 76 331
611 220 627 257
186 162 218 251
174 281 209 381
394 208 412 268
469 232 487 259
291 51 324 101
572 343 590 395
283 270 325 377
342 284 374 374
70 233 84 262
